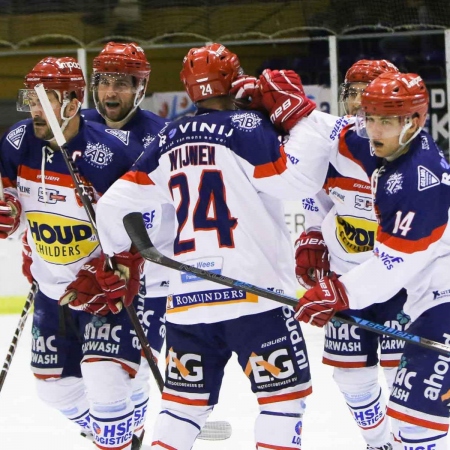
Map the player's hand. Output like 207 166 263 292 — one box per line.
0 193 22 239
21 230 33 283
96 250 144 309
259 69 316 133
230 75 264 111
294 273 349 327
59 257 121 316
294 231 329 289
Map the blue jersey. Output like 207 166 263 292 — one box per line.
341 130 450 321
82 107 172 296
0 116 143 299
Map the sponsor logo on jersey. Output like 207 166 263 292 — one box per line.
31 325 58 366
335 215 377 253
423 334 450 403
17 182 31 196
27 211 98 264
83 141 113 168
143 210 156 229
329 116 350 141
166 348 204 388
105 128 130 145
329 188 345 203
38 187 66 204
418 165 440 191
421 135 430 150
180 257 223 283
286 153 299 165
82 318 121 355
433 289 450 300
7 125 26 149
142 132 156 148
385 172 403 195
373 247 404 270
231 112 262 132
354 194 372 211
391 357 416 403
92 417 134 446
166 287 257 312
302 197 319 211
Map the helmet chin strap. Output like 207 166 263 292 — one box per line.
46 98 81 144
385 119 421 162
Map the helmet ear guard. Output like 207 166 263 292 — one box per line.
180 43 243 103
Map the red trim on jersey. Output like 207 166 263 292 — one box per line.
33 373 62 380
377 223 446 254
380 359 401 368
254 146 287 178
256 443 300 449
151 441 177 450
83 358 137 377
257 385 312 405
121 170 154 185
322 357 367 368
161 392 209 406
2 176 15 189
388 407 449 432
325 176 371 195
337 125 367 172
20 165 74 187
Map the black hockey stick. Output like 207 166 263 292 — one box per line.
123 211 450 358
33 85 164 392
0 280 38 392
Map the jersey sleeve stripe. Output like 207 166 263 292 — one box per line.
121 170 155 185
21 165 73 187
377 223 446 253
325 176 371 195
253 146 287 179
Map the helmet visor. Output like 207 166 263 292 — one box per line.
356 110 409 139
91 73 139 93
17 88 61 112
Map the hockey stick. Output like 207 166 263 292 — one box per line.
0 280 38 392
33 84 165 391
34 86 231 441
123 211 450 358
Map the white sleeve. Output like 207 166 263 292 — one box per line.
303 188 334 232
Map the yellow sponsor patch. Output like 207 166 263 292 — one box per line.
335 215 378 253
27 211 99 264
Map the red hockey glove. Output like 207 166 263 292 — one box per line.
259 69 316 133
294 273 349 327
230 75 264 111
294 231 330 289
0 193 22 238
59 257 121 316
21 230 33 283
96 250 144 310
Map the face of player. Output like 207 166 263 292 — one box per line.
365 114 419 159
345 82 368 115
96 73 137 122
28 90 62 141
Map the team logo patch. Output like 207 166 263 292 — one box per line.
143 132 156 147
230 112 262 132
83 142 113 168
385 172 403 195
7 125 26 149
105 128 130 145
417 165 440 191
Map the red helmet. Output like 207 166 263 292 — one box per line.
180 43 243 102
92 41 150 80
361 72 429 127
24 56 85 103
344 59 399 84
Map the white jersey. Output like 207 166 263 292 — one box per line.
302 119 381 275
97 108 343 324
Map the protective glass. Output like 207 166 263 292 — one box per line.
356 110 408 139
339 84 367 115
17 89 61 112
91 73 138 93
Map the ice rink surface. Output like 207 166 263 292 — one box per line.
0 313 390 450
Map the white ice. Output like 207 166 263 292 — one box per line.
0 312 390 450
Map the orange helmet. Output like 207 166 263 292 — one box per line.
24 56 85 103
92 41 150 80
180 43 243 102
344 59 399 84
361 72 429 127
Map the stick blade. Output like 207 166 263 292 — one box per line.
198 421 232 441
123 212 152 253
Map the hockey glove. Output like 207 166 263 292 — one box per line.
59 257 120 316
96 250 145 310
294 230 330 289
21 230 33 283
0 193 22 238
294 273 349 327
259 69 316 133
230 75 264 111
